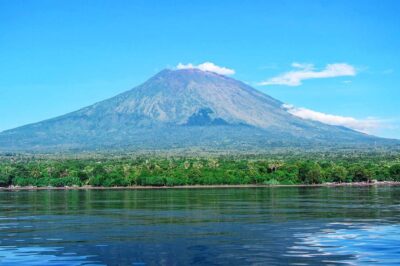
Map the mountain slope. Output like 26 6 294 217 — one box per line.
0 69 393 151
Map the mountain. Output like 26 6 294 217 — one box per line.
0 69 395 152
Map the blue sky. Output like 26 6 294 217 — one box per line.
1 0 399 138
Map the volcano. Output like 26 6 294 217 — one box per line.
0 69 392 151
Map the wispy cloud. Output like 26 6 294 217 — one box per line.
176 62 235 76
382 69 394 75
259 63 356 86
282 104 382 134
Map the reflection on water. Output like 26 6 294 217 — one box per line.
292 223 400 265
0 186 399 265
0 246 101 266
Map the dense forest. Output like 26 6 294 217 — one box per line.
0 152 400 187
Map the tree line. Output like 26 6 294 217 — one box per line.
0 155 400 187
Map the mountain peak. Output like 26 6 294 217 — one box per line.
154 67 230 81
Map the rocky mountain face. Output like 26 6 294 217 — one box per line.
0 69 393 151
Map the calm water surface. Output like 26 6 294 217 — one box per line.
0 186 399 265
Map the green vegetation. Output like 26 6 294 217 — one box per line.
0 153 400 187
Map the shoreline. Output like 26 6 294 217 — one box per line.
1 181 400 191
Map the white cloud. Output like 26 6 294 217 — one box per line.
176 62 235 75
282 104 382 134
259 63 356 86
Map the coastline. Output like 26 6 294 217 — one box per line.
1 181 400 191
